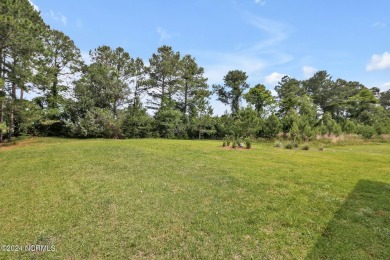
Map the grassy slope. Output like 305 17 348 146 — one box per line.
0 138 389 259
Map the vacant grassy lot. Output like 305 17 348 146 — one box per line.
1 138 389 259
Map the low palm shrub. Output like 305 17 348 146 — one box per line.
245 138 252 149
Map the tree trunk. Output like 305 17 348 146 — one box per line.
133 83 138 108
8 82 16 142
161 77 165 106
184 81 188 121
0 99 3 143
134 80 140 109
50 72 59 109
8 105 13 142
20 88 24 100
113 99 117 117
0 50 3 143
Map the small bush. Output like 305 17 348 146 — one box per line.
245 138 252 149
343 120 357 134
274 141 282 148
301 144 310 150
358 125 375 139
319 144 324 151
226 140 231 146
293 142 299 148
285 143 293 149
232 142 237 148
222 141 226 147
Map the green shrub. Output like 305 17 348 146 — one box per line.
301 144 310 150
319 144 324 151
0 122 7 135
290 122 300 142
285 143 293 149
274 141 282 148
122 107 154 138
343 120 357 134
357 125 376 139
232 141 237 148
245 138 252 149
302 125 314 141
222 141 226 147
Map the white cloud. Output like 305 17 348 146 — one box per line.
28 0 39 11
302 65 317 79
48 10 67 26
81 51 91 65
383 82 390 90
156 27 171 42
367 82 390 92
366 51 390 71
202 52 266 85
210 97 230 116
254 0 266 6
61 16 67 25
265 72 285 86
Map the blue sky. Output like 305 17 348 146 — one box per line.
30 0 390 115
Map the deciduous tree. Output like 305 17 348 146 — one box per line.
244 84 274 116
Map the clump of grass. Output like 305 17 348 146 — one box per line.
301 144 310 150
232 141 237 148
285 142 293 149
274 141 282 148
319 144 325 151
222 141 226 147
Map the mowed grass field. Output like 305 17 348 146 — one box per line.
0 138 389 259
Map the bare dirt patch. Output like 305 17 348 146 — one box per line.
0 138 36 151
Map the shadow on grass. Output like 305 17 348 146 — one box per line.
307 180 390 259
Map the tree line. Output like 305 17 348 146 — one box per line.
1 0 390 142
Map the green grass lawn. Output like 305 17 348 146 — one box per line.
1 138 389 259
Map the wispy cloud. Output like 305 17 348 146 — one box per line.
28 0 39 11
202 52 266 85
197 14 292 86
372 21 387 28
302 65 317 79
243 13 292 52
366 51 390 71
204 13 292 115
254 0 266 6
47 10 67 26
156 27 171 43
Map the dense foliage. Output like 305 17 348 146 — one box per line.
1 0 390 142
